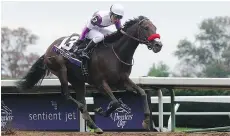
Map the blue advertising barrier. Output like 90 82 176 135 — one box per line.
94 92 145 130
1 94 80 131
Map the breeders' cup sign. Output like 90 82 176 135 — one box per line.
94 92 144 130
1 101 14 129
108 98 134 128
1 94 80 131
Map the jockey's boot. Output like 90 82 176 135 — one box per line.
73 40 83 53
81 40 96 59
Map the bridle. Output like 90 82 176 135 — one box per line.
120 18 158 50
112 18 160 66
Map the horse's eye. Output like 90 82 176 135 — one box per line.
144 27 149 30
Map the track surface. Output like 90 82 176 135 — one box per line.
2 131 230 136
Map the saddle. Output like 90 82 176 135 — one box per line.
52 32 111 81
52 34 94 81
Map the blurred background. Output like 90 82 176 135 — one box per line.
2 1 230 79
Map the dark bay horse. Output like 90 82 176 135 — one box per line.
16 16 163 133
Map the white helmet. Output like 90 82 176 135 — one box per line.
110 4 124 17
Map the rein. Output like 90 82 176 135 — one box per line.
112 45 134 66
112 18 155 66
120 29 147 43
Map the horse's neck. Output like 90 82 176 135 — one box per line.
113 30 139 64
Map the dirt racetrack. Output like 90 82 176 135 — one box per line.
2 131 230 136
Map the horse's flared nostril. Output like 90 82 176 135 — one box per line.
155 43 162 47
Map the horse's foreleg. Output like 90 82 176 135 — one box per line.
124 78 151 130
95 80 120 117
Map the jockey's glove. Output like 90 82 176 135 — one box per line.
117 27 123 32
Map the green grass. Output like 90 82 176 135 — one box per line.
175 127 195 132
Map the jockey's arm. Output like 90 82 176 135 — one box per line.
79 15 101 41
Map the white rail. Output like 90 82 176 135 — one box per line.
2 77 230 87
2 77 230 132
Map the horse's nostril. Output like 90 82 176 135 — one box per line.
155 43 162 47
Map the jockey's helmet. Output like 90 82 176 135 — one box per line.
110 4 124 19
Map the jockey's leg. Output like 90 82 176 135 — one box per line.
82 29 104 59
81 40 96 59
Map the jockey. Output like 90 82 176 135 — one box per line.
75 4 124 59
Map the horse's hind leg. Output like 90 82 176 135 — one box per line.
46 56 84 107
51 57 84 110
67 77 103 134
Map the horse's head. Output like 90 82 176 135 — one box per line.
122 16 163 53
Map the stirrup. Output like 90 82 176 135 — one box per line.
81 51 90 59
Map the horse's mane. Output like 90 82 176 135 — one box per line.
103 16 148 43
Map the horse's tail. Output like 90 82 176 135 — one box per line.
16 55 49 91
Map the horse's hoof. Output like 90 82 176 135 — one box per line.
94 107 105 116
152 127 159 132
142 119 150 130
94 107 103 113
87 126 103 134
94 128 103 134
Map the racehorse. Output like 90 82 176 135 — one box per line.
16 15 163 133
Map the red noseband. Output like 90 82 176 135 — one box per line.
148 34 160 41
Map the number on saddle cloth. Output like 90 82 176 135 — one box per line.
58 35 79 51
